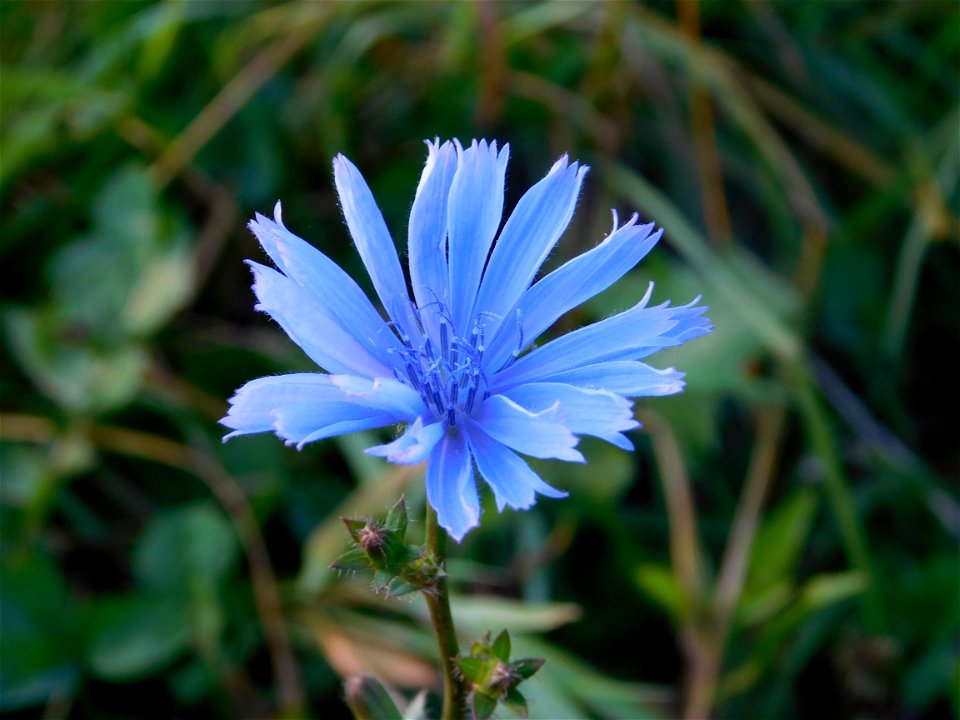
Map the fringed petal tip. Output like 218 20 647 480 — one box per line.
605 209 660 239
423 136 452 153
247 201 285 235
546 153 583 178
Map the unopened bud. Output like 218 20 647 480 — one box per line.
357 522 390 554
489 660 520 692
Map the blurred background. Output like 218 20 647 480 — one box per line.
2 1 958 718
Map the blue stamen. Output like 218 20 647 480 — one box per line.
440 320 449 359
385 303 495 424
405 363 421 390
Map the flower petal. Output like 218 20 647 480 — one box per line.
476 156 587 335
408 139 457 310
221 373 331 437
502 382 639 451
249 203 398 365
333 154 416 337
248 261 394 377
544 361 687 397
426 430 480 542
467 395 584 462
275 410 398 450
491 290 711 392
446 139 509 331
484 214 661 371
221 373 424 448
326 374 427 419
365 417 445 464
464 423 567 512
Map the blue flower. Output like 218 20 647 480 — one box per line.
222 139 712 541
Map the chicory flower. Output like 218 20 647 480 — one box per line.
222 139 712 540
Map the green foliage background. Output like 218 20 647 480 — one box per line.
1 1 957 718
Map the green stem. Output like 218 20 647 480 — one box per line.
424 504 467 720
881 114 960 365
789 359 887 634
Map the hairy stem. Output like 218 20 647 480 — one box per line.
424 505 467 720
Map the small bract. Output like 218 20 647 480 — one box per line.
222 139 712 540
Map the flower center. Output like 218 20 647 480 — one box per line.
389 305 490 426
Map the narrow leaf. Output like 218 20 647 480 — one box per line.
492 629 512 662
473 691 498 720
330 548 370 572
514 657 545 680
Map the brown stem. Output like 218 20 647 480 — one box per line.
423 505 467 720
682 405 787 720
678 0 732 247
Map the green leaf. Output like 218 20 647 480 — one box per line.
503 687 528 717
744 488 819 599
0 548 80 710
344 673 404 720
0 441 94 527
5 307 149 413
91 164 157 245
122 244 193 336
903 638 957 711
372 570 396 591
383 579 420 598
513 657 545 680
458 656 489 685
797 571 865 611
341 516 368 544
472 691 498 720
0 652 78 713
384 495 408 535
0 445 50 509
43 163 192 341
133 503 237 594
450 596 581 633
135 2 185 79
469 631 493 657
492 629 512 662
85 595 192 680
634 562 682 622
330 547 370 572
512 636 663 719
736 580 794 628
0 69 126 186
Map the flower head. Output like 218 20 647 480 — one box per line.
222 139 712 540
